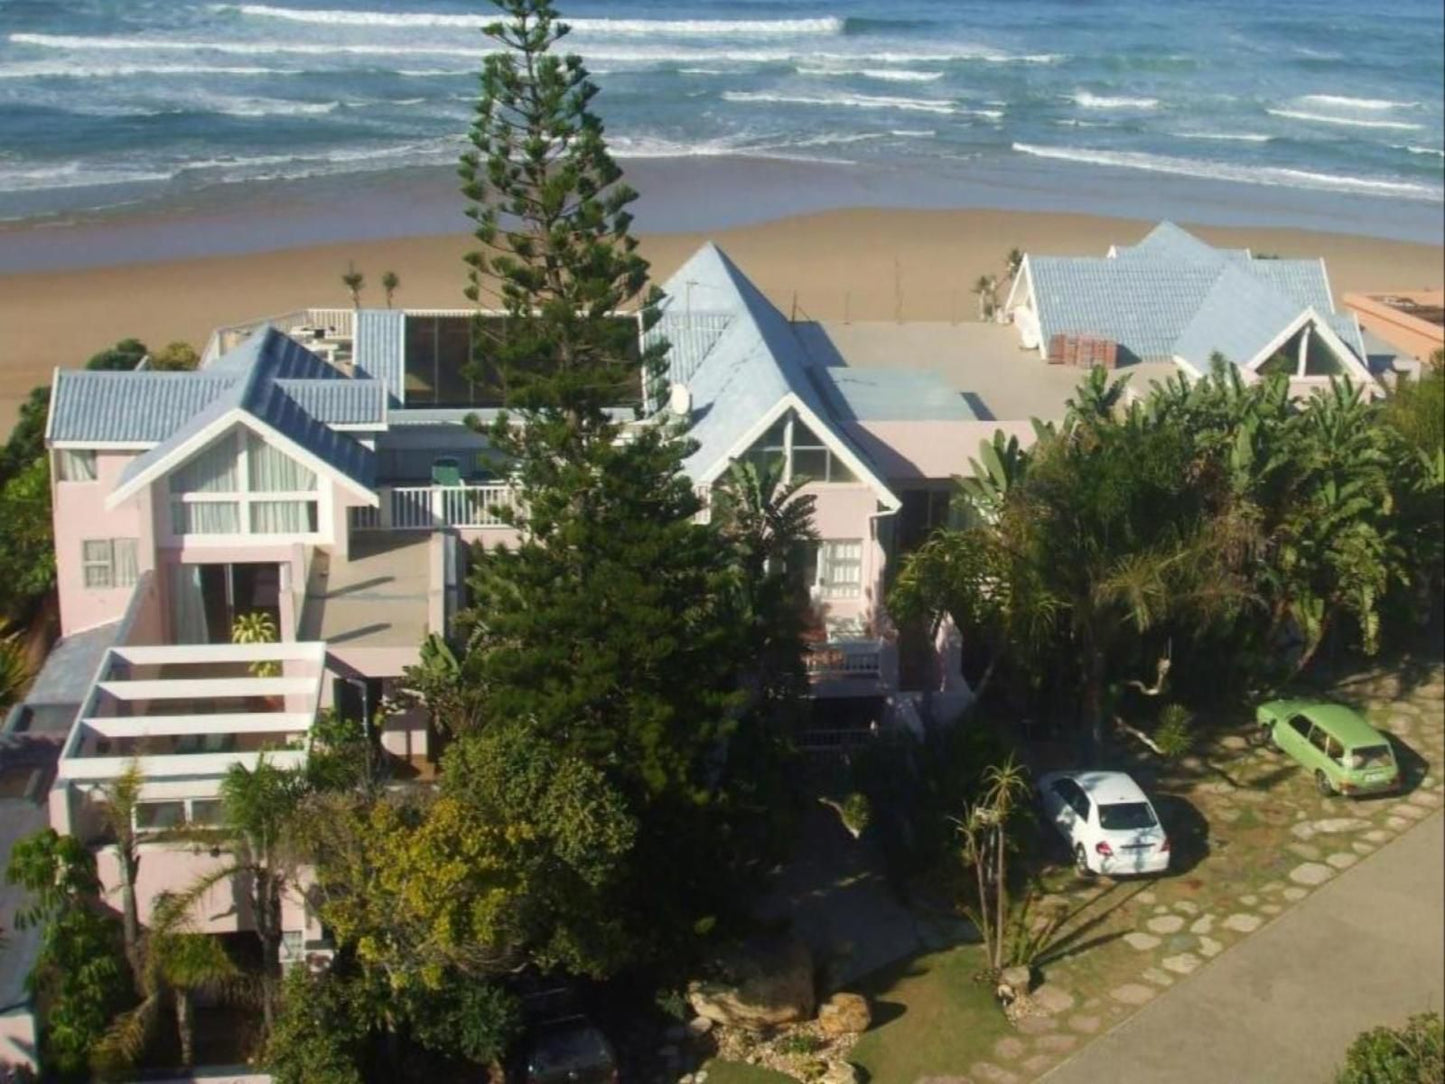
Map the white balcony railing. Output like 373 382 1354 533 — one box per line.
351 484 519 532
805 639 884 681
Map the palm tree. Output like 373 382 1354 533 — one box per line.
1005 247 1024 280
714 458 819 702
957 755 1031 973
381 270 400 309
340 262 365 308
98 761 146 984
0 626 30 713
176 757 303 1032
93 892 243 1074
973 274 999 322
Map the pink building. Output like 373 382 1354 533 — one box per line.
28 241 1085 1017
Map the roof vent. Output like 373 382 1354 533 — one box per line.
668 382 692 418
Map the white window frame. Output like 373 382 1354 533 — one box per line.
56 449 98 482
815 539 864 600
81 538 138 590
132 796 225 835
166 430 324 541
744 413 857 486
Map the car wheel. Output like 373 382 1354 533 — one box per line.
1315 770 1336 797
1267 723 1282 750
1074 844 1095 879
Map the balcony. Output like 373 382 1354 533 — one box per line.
350 484 519 532
805 640 887 691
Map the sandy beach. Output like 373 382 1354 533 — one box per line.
1 205 1441 433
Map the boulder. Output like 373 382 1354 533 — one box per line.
687 934 815 1031
817 992 872 1036
819 1061 862 1084
685 1016 715 1038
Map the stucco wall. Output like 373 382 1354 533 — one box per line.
802 483 887 632
52 450 155 637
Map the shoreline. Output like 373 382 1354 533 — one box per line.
1 202 1441 434
2 151 1443 277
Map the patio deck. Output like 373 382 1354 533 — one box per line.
299 534 432 649
797 321 1180 422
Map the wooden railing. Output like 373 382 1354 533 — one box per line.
350 485 519 532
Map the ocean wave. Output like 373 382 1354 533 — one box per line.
208 97 341 117
1300 94 1418 111
217 4 846 35
1267 108 1423 131
1400 145 1445 158
890 128 936 138
1011 142 1442 201
605 132 859 166
796 66 943 82
0 61 299 79
1073 91 1159 110
722 89 957 115
0 161 173 193
1172 130 1273 142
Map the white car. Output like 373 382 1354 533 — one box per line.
1037 770 1170 878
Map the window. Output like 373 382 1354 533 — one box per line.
1098 802 1158 830
134 801 186 832
817 540 863 600
133 797 225 833
57 449 97 482
81 538 138 589
739 412 857 485
169 431 321 538
1288 715 1312 740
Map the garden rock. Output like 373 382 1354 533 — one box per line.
1162 953 1201 975
1032 985 1076 1015
820 1061 861 1084
1326 852 1357 870
817 993 872 1037
1289 863 1334 886
685 1016 714 1038
1146 915 1184 934
687 934 815 1030
1124 931 1161 951
1110 983 1156 1005
1223 913 1262 933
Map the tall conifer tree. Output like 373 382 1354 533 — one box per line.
452 0 773 963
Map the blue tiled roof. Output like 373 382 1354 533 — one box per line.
354 309 406 404
49 372 236 443
110 327 375 494
274 378 387 426
1031 222 1364 375
658 243 893 503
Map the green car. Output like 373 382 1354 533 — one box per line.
1256 700 1400 797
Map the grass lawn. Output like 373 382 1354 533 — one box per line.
849 944 1013 1082
702 1059 802 1083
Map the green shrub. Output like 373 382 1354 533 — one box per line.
1337 1012 1443 1084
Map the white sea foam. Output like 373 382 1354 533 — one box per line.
797 66 944 82
218 5 845 35
0 61 299 79
1011 142 1442 201
204 96 340 117
1173 130 1273 143
723 89 958 115
0 161 173 193
1073 91 1159 110
1268 108 1423 131
1401 145 1445 158
890 129 936 138
1300 94 1418 111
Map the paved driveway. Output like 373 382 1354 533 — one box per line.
1044 812 1445 1084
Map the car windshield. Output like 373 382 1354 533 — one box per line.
1349 745 1394 769
1098 802 1157 831
528 1025 614 1080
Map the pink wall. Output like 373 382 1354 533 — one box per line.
52 450 155 636
95 844 319 940
844 419 1040 482
799 482 888 632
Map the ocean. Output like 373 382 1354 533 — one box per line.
0 0 1441 244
